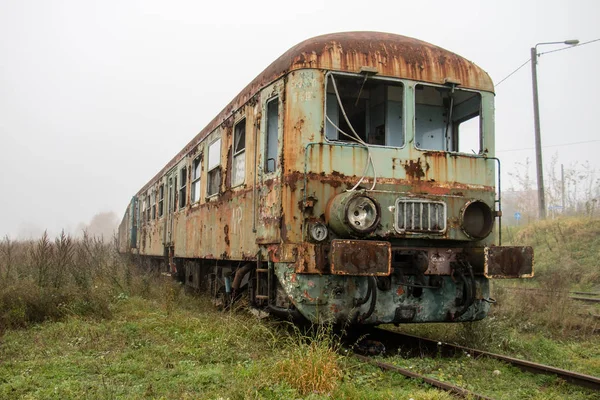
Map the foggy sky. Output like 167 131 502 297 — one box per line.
1 0 599 238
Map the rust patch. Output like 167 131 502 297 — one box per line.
330 239 391 276
403 158 426 180
223 225 230 246
396 286 405 296
280 215 288 241
303 290 315 302
284 172 301 192
484 246 534 278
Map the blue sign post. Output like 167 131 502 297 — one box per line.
514 212 521 225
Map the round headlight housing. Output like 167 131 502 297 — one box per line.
461 200 494 239
346 196 380 234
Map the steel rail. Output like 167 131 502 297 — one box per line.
374 328 600 391
572 296 600 304
354 354 493 400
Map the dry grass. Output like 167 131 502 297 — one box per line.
273 325 344 395
493 216 600 337
0 231 162 331
509 216 600 288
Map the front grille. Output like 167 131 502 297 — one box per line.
395 199 446 233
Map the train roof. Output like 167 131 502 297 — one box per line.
137 32 493 195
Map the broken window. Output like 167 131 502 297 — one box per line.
207 138 221 196
158 184 164 217
325 74 404 147
232 119 246 186
151 189 156 220
265 97 279 173
179 167 187 209
191 157 201 203
415 84 482 153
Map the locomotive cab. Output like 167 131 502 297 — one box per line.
270 38 533 325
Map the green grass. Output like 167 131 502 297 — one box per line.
2 218 600 399
0 295 454 399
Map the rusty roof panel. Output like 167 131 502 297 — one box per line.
137 32 493 194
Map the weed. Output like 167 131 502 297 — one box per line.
272 324 344 395
0 232 163 331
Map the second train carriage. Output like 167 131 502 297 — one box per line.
118 32 533 324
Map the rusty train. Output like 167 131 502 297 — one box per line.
118 32 533 324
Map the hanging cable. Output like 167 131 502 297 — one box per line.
495 59 531 87
328 74 378 191
538 38 600 56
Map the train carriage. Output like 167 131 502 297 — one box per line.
118 32 533 324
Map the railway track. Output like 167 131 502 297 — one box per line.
348 327 600 397
496 286 600 303
354 353 492 399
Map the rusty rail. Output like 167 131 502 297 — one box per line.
572 296 600 304
496 286 600 297
354 354 492 399
373 328 600 391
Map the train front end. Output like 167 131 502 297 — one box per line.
275 45 533 325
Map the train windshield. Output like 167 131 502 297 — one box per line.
325 74 404 147
415 84 482 154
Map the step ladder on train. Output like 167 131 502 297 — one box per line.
254 252 273 305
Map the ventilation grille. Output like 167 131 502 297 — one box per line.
395 199 446 233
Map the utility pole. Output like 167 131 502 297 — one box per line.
530 46 546 219
530 39 578 219
561 164 566 212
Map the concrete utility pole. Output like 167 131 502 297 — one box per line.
561 164 566 212
530 40 578 220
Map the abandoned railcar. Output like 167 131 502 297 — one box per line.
118 32 533 324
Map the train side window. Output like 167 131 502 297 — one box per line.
325 74 404 147
191 157 201 203
265 97 279 173
179 167 187 209
145 192 151 221
415 84 482 153
456 114 481 154
207 138 222 196
232 119 246 186
151 189 156 220
141 196 146 223
167 178 173 212
158 184 164 217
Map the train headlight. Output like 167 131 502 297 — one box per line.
326 192 381 237
309 221 328 242
461 200 494 239
346 196 379 233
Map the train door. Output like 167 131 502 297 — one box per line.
129 196 137 248
164 169 176 246
256 83 284 244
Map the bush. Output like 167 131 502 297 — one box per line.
272 325 344 395
0 232 160 332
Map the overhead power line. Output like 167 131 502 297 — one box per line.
495 59 530 87
495 38 600 88
538 38 600 56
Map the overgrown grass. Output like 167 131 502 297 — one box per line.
504 216 600 289
0 232 161 331
2 219 599 398
1 294 455 399
0 233 454 398
272 325 344 395
394 216 600 380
